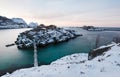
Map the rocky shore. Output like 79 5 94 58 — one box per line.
15 25 82 49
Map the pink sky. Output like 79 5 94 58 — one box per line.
0 0 120 27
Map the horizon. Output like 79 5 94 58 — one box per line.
0 0 120 27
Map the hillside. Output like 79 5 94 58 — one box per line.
0 16 38 29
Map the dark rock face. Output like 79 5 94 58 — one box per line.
0 16 13 26
88 46 112 60
82 25 104 31
82 25 95 30
15 26 82 49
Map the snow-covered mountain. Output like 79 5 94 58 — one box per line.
15 25 82 49
28 22 38 28
2 43 120 77
12 18 27 24
0 16 38 29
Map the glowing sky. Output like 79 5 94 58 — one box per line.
0 0 120 27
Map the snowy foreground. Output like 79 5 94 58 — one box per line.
2 43 120 77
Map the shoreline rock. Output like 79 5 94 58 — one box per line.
88 43 115 60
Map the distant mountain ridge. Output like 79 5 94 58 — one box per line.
0 16 38 29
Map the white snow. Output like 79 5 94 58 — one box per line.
12 18 26 24
2 43 120 77
28 22 38 28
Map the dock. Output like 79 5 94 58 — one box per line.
5 43 15 47
33 40 38 67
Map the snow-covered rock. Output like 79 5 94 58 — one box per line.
28 22 38 28
2 43 120 77
15 25 82 49
88 42 117 60
12 18 27 24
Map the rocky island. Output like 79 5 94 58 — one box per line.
15 24 82 49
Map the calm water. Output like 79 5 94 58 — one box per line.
0 28 120 73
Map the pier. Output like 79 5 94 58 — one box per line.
33 40 38 67
5 43 15 47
